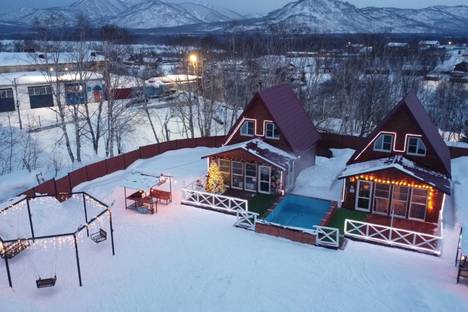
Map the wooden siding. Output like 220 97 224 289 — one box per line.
342 168 443 223
349 105 448 175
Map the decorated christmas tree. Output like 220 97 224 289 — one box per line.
206 163 225 194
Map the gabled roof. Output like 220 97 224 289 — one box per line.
203 139 296 171
225 84 320 155
340 156 451 194
348 91 451 176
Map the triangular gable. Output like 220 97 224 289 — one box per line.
348 91 451 176
224 84 320 155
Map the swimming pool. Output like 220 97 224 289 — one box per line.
265 194 331 230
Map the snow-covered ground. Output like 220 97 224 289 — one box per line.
1 147 467 311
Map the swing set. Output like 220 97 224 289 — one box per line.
0 192 115 289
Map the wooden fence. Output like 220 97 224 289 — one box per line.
19 132 468 199
23 136 226 198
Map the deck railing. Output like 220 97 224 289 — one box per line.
315 226 340 248
344 219 442 256
181 188 248 213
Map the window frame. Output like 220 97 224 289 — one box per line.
408 188 428 221
0 88 14 99
240 120 255 137
264 121 280 140
406 136 427 157
373 133 394 153
218 159 231 187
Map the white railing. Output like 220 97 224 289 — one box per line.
234 210 259 231
181 188 248 213
344 219 442 256
315 226 340 248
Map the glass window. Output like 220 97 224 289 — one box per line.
265 122 279 139
373 183 391 215
240 120 254 136
407 137 427 156
0 88 13 99
409 188 428 220
28 85 52 96
218 159 231 186
373 134 393 152
231 161 244 189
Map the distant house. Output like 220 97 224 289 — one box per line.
339 91 451 230
203 84 320 195
454 61 468 73
418 40 440 50
386 42 409 49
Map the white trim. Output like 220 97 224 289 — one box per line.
354 131 424 161
258 165 271 194
244 163 257 193
264 121 280 140
240 119 255 137
408 188 428 221
355 180 373 212
231 161 244 190
406 136 427 157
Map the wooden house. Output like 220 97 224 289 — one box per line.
339 91 451 228
203 84 320 195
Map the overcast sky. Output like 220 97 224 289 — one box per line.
2 0 467 14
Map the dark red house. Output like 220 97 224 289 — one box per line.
339 91 451 227
203 84 320 195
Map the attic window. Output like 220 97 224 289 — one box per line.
265 122 279 139
407 137 426 156
373 134 393 152
240 120 255 137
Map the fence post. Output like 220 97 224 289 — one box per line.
73 234 83 287
26 198 35 240
82 193 89 237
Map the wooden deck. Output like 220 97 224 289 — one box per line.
366 214 440 235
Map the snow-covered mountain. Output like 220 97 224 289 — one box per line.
3 0 468 34
247 0 468 34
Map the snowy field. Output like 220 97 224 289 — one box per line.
0 147 468 311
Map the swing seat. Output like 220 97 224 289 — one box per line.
90 229 107 243
36 275 57 288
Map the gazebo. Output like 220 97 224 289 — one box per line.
122 172 172 215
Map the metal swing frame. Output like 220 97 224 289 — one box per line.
0 192 116 289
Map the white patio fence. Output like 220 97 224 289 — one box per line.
181 188 248 213
344 219 443 256
315 226 340 248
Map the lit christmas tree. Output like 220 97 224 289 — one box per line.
206 163 225 194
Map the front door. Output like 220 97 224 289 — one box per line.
391 185 410 218
356 180 373 212
259 166 271 194
373 183 391 215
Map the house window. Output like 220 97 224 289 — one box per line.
240 120 254 137
265 122 279 139
373 134 393 152
409 188 428 220
0 88 15 112
28 85 54 109
407 137 426 156
218 159 231 186
231 161 244 189
373 183 391 215
244 163 257 192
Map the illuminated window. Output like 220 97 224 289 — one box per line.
373 134 393 152
409 188 428 220
265 122 279 139
407 137 426 156
240 120 254 137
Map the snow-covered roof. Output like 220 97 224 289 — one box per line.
0 195 26 213
145 75 199 87
339 156 451 194
0 52 104 67
0 71 103 86
203 139 296 171
386 42 409 47
121 172 159 190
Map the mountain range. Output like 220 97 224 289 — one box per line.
3 0 468 34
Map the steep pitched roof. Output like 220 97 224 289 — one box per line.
225 84 320 155
348 91 451 175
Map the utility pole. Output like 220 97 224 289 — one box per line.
13 77 23 130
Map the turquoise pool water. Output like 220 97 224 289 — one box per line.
265 195 331 230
